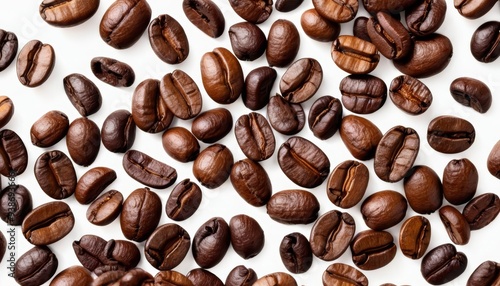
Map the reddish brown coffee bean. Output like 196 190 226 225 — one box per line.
340 115 382 161
34 150 77 200
310 210 355 261
75 167 117 205
350 230 397 270
228 22 267 61
187 268 224 286
160 70 202 119
326 160 369 209
22 201 74 245
148 14 189 64
91 56 135 87
183 0 225 37
86 190 123 226
192 144 233 189
267 95 305 135
0 96 13 129
16 40 55 87
367 12 412 60
242 66 277 110
266 19 300 67
66 117 101 166
154 270 193 285
162 127 200 162
39 0 99 27
439 205 471 245
427 115 475 154
0 129 28 176
443 158 478 205
191 108 233 143
280 58 322 103
228 0 272 24
389 75 433 115
339 74 387 114
267 189 320 224
313 0 358 23
322 263 368 286
331 35 380 74
308 95 342 140
225 265 258 286
123 149 177 189
361 190 407 231
165 179 202 221
234 112 275 161
488 140 500 179
404 165 443 214
230 214 265 259
101 109 136 153
455 0 497 19
300 8 340 42
399 216 431 259
450 77 492 113
49 265 93 286
192 217 231 268
144 223 191 270
279 232 312 274
253 272 297 286
31 110 69 148
63 73 102 117
463 193 500 230
230 159 272 207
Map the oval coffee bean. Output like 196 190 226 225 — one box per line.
160 70 202 120
361 190 407 230
310 210 355 261
145 223 191 270
16 40 55 87
228 0 272 24
421 243 467 285
101 109 136 153
86 190 123 226
192 217 230 268
362 0 419 14
353 16 371 42
275 0 303 12
242 66 277 110
322 263 368 286
0 96 13 128
183 0 225 37
75 167 117 204
166 178 202 221
340 115 383 160
280 232 312 274
488 140 500 179
467 260 500 286
34 150 77 200
234 112 275 161
439 205 471 245
162 127 200 162
308 95 342 140
39 0 99 27
66 117 101 166
312 0 358 23
15 246 58 286
331 35 380 74
193 144 233 189
154 270 193 285
91 56 135 87
470 21 500 63
253 272 297 286
280 58 322 103
72 235 110 273
0 184 32 226
148 14 189 64
350 230 397 270
102 239 141 274
63 73 102 116
112 268 153 284
187 268 224 286
443 158 478 205
326 160 368 209
0 129 28 176
339 74 387 114
463 193 500 230
225 265 258 286
267 189 320 224
389 75 432 115
229 22 267 61
49 265 93 286
267 95 305 135
427 115 475 153
300 8 340 42
123 149 177 189
455 0 497 19
30 110 69 147
230 214 265 259
399 216 431 259
404 165 443 214
191 107 232 143
367 12 412 60
405 0 447 37
266 19 300 67
22 201 74 245
0 29 18 71
450 77 492 113
230 159 272 207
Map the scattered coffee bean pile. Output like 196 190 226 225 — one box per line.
0 0 500 285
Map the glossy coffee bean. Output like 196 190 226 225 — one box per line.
280 58 322 103
86 190 123 226
145 223 191 270
405 0 447 36
228 0 272 24
191 108 232 143
266 19 300 67
399 216 431 259
113 268 154 285
192 144 233 189
300 9 340 42
75 167 116 204
229 22 266 61
280 232 312 274
90 271 125 285
310 210 355 261
230 159 272 207
166 178 202 221
253 272 297 286
22 201 74 245
267 189 320 224
63 73 101 116
463 193 500 230
66 117 100 166
16 40 55 87
160 70 202 119
353 16 371 42
350 230 397 270
467 260 500 286
183 0 225 37
470 21 500 63
15 246 58 286
488 140 500 179
454 0 497 19
39 0 99 27
450 77 492 113
439 205 471 245
331 35 380 74
187 268 224 286
91 56 135 87
123 149 177 189
427 115 475 153
192 217 230 268
0 29 17 71
72 235 110 273
367 12 412 60
404 165 443 214
148 14 189 64
49 265 93 286
275 0 303 11
154 270 193 286
30 110 69 147
230 214 265 259
313 0 358 23
0 184 32 225
34 150 77 200
340 115 382 160
443 158 478 205
101 109 136 153
322 263 368 286
242 66 277 110
0 96 13 128
162 127 200 162
0 129 28 176
339 74 387 114
226 265 258 286
327 160 368 209
362 0 419 14
361 190 407 230
421 243 467 285
267 95 305 135
234 112 275 161
389 75 432 115
308 95 342 140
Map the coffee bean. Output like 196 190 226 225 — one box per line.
405 0 447 36
39 0 99 27
99 0 151 49
0 184 32 225
162 127 200 162
389 75 432 115
313 0 358 23
322 263 368 286
22 201 74 245
267 95 305 135
183 0 225 37
276 0 303 11
421 243 467 284
266 19 300 67
191 107 233 143
450 77 492 113
63 73 102 116
279 232 312 274
0 29 17 71
467 260 500 286
91 57 135 87
15 246 58 286
166 178 202 221
463 193 500 230
92 270 126 285
187 268 224 286
331 35 380 74
16 40 55 87
72 235 110 273
230 214 265 259
123 149 177 189
226 265 258 286
144 223 191 270
367 12 412 60
404 165 443 214
339 74 387 114
34 150 77 200
160 70 202 120
280 58 322 103
488 140 500 179
229 22 267 61
114 268 154 285
228 0 272 24
192 144 233 189
427 115 475 153
154 270 193 285
326 160 368 209
230 159 272 207
192 217 230 268
362 0 419 14
339 115 382 160
75 167 117 204
439 205 471 245
350 230 397 270
308 95 342 140
353 16 371 42
234 112 275 161
148 14 189 64
101 109 136 153
443 158 478 205
242 66 277 110
253 272 297 286
49 265 93 286
86 190 123 226
66 117 101 166
0 96 13 128
102 240 141 273
30 110 69 147
361 190 407 230
267 189 320 224
454 0 497 19
310 210 355 261
0 129 28 176
470 21 500 63
399 216 431 259
300 8 340 42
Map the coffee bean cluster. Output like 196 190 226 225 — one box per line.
0 0 500 285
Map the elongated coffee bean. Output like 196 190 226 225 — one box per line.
101 109 136 153
183 0 225 37
308 95 342 140
450 77 492 113
123 149 177 189
322 263 368 286
267 95 305 135
326 160 368 209
310 210 355 261
331 35 379 74
280 232 312 274
86 190 123 226
470 21 500 63
160 70 202 119
367 12 412 60
15 246 58 286
267 189 320 224
266 19 300 67
427 115 475 154
404 165 443 214
399 216 431 259
63 73 102 116
91 57 135 87
148 14 189 64
34 150 77 200
0 129 28 176
230 159 272 207
75 167 117 204
192 217 230 268
421 243 467 284
0 29 17 72
22 201 74 245
16 40 55 87
242 66 277 110
145 223 191 270
30 110 69 147
39 0 99 27
389 75 432 115
443 158 478 205
439 205 470 245
166 179 202 221
234 112 275 161
463 193 500 230
312 0 358 23
66 117 100 166
340 115 382 160
0 184 32 225
280 58 322 103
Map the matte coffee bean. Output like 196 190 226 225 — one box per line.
331 35 380 74
99 0 151 49
230 159 272 207
145 223 191 270
253 272 297 286
278 136 330 188
123 149 177 189
154 270 193 286
313 0 358 23
228 0 272 24
353 17 371 42
300 9 340 42
226 265 258 286
166 178 202 221
63 73 102 116
443 158 478 205
91 56 135 87
192 217 230 268
450 77 492 113
0 96 13 129
39 0 99 27
322 263 368 286
30 110 69 147
16 40 55 87
276 0 303 11
404 165 443 214
439 205 471 245
310 210 355 261
160 70 202 119
191 107 232 143
280 232 312 274
192 144 233 189
367 12 412 60
361 190 407 230
230 214 265 259
86 190 123 226
49 265 93 286
362 0 419 14
463 193 500 230
340 115 382 160
187 268 224 286
0 129 28 176
467 260 500 286
183 0 225 37
0 184 32 225
339 74 387 114
267 95 305 135
242 66 277 110
22 201 74 245
421 243 467 285
389 75 432 115
66 117 101 166
405 0 447 36
454 0 497 19
34 150 77 200
427 115 475 153
234 112 275 161
488 140 500 179
326 160 368 209
399 216 431 259
267 189 320 224
266 19 300 67
75 167 116 204
280 58 322 103
470 21 500 63
229 22 267 61
101 109 136 153
0 29 17 71
15 246 58 286
148 14 189 64
350 230 397 270
308 95 342 140
162 127 200 162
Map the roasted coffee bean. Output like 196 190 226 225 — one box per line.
230 159 272 207
34 150 77 200
331 35 380 74
470 21 500 63
192 144 233 189
87 190 123 226
242 66 277 110
308 95 342 140
300 9 340 42
278 136 330 188
66 117 101 166
443 158 478 205
405 0 447 36
145 223 191 270
49 265 93 286
393 33 452 78
0 184 32 225
99 0 151 49
191 107 233 143
253 272 297 286
267 19 300 67
322 263 368 286
389 75 432 115
399 216 431 259
374 126 419 182
114 268 154 285
0 129 28 176
340 115 382 160
267 95 305 135
404 165 443 214
439 205 471 245
339 74 387 114
467 260 500 286
313 0 358 23
30 110 69 147
0 96 13 128
361 190 407 230
0 29 17 71
63 73 102 116
148 14 189 64
350 230 397 270
280 232 312 274
228 22 267 61
102 240 141 273
234 112 275 161
166 179 202 221
267 189 320 224
22 201 74 245
228 0 272 24
427 115 475 153
101 109 136 153
131 78 174 133
367 12 412 60
154 270 193 285
91 56 135 87
421 243 467 284
362 0 419 14
276 0 303 11
75 167 116 204
230 214 265 259
280 58 322 103
450 77 492 113
463 193 500 230
488 140 500 179
162 127 200 162
187 268 224 286
160 70 202 119
183 0 225 37
326 160 368 209
73 235 110 273
455 0 497 19
310 210 355 261
192 217 230 268
15 246 58 286
353 17 371 42
120 187 162 242
39 0 99 27
226 265 258 286
16 40 55 87
123 149 177 189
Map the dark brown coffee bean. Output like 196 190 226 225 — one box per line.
470 21 500 63
0 29 17 71
22 201 74 245
15 246 58 286
353 16 371 42
160 70 202 119
34 150 77 200
183 0 225 37
187 268 224 286
389 75 433 115
229 22 267 61
350 230 397 270
230 159 272 207
0 184 32 225
427 115 475 154
361 190 407 230
91 56 135 87
226 265 258 286
404 165 443 214
405 0 447 37
367 12 412 60
267 189 320 224
266 19 300 67
148 14 189 64
439 205 471 245
87 190 123 226
267 95 305 135
399 216 431 259
228 0 272 24
103 240 141 273
242 66 277 110
101 109 136 153
63 73 102 116
145 223 191 270
0 96 13 129
463 193 500 230
421 243 467 285
280 58 322 103
99 0 151 49
275 0 303 11
362 0 419 14
39 0 99 27
234 112 275 161
326 160 368 209
308 95 342 140
49 265 93 286
488 140 500 179
450 77 492 113
253 272 297 286
310 210 355 261
66 117 101 166
443 158 478 205
154 270 193 286
339 74 387 114
455 0 497 19
30 110 69 147
313 0 358 23
0 129 28 176
331 35 380 74
166 178 202 221
279 232 312 274
162 127 200 162
230 214 265 259
193 144 233 189
374 125 419 182
278 136 330 188
300 9 340 42
16 40 55 87
120 187 162 242
72 235 110 273
192 217 230 268
467 260 500 286
191 107 233 143
123 149 177 189
322 263 368 286
75 167 117 204
339 115 382 160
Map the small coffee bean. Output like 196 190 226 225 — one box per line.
242 66 277 110
160 70 202 119
187 268 224 286
322 263 368 286
234 112 275 161
267 95 305 135
326 160 368 209
22 201 74 245
367 12 412 60
123 149 177 189
399 216 431 259
0 129 28 176
191 107 233 143
280 232 312 274
30 110 69 147
34 150 77 200
463 193 500 230
427 115 475 154
154 270 193 285
275 0 303 12
488 140 500 179
162 127 200 162
225 265 258 286
91 56 135 87
16 40 55 87
39 0 99 27
253 272 297 286
101 109 136 153
467 260 500 286
405 0 447 36
75 167 117 204
266 19 300 67
300 8 340 42
404 165 443 214
454 0 497 19
63 73 102 116
339 74 387 114
443 158 478 205
0 96 13 128
49 265 93 286
166 178 202 221
66 117 101 166
310 210 355 261
230 159 272 207
331 35 380 74
228 22 267 61
421 243 467 284
267 189 320 224
144 223 191 270
183 0 225 37
228 0 272 24
280 58 322 103
450 77 492 113
15 246 58 286
192 217 230 268
470 21 500 63
361 190 407 231
86 190 123 226
362 0 419 14
353 16 371 42
350 230 397 270
389 75 433 115
0 184 32 225
308 95 342 140
192 144 233 189
148 14 189 64
230 214 265 259
313 0 358 23
439 205 471 245
0 29 17 71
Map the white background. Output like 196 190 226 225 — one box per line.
1 1 500 285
